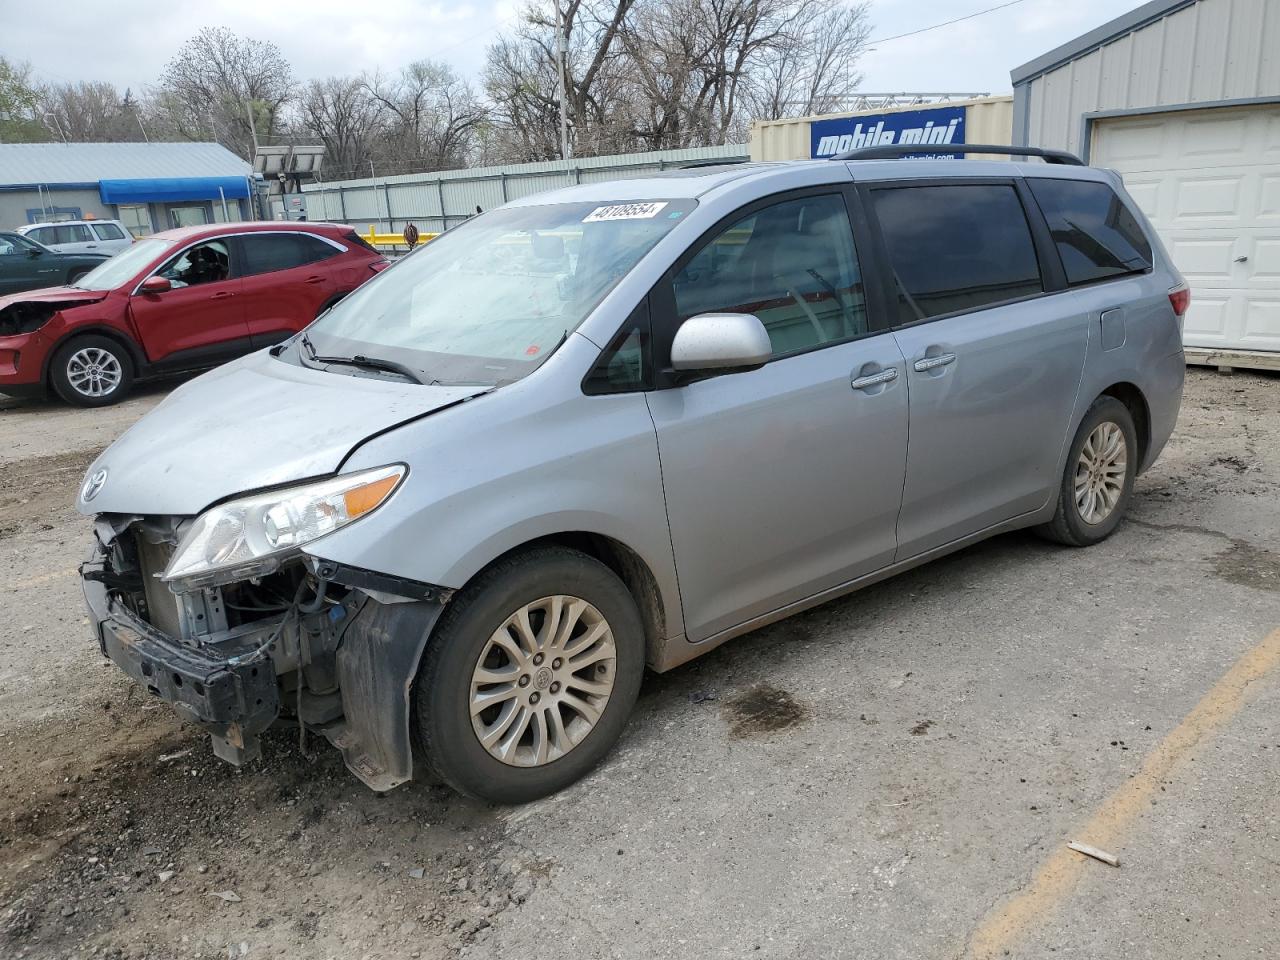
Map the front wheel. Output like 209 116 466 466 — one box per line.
1038 396 1137 546
50 335 135 407
413 547 645 803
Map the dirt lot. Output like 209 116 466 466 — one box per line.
1 370 1278 960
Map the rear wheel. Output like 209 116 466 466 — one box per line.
1038 396 1137 546
50 335 135 407
67 268 90 285
413 547 644 803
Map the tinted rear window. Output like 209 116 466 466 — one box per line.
240 233 335 275
873 184 1043 323
1028 178 1152 286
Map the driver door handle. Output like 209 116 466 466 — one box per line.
913 353 956 372
304 275 325 284
851 367 898 390
210 290 235 300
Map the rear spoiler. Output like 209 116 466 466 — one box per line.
833 144 1084 165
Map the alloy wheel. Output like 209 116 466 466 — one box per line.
469 595 617 767
66 347 122 398
1074 421 1128 525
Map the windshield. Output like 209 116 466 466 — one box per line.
2 232 48 255
304 199 695 385
72 238 174 291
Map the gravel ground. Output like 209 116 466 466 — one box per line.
1 368 1278 960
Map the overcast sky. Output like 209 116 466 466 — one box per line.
3 0 1145 97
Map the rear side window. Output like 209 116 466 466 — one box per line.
1028 178 1153 286
872 184 1043 324
240 233 335 276
92 222 127 241
54 224 92 244
344 230 379 253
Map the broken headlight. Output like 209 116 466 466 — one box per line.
162 465 405 590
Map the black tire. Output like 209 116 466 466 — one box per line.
413 546 645 804
49 335 135 407
1037 396 1138 547
67 268 90 285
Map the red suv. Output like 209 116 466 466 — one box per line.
0 222 386 406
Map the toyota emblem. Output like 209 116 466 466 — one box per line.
82 468 108 503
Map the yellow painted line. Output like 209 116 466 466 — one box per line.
7 567 78 592
966 626 1280 959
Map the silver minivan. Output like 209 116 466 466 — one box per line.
77 148 1186 803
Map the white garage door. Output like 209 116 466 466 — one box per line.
1092 104 1280 354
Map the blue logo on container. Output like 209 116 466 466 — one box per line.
810 105 966 159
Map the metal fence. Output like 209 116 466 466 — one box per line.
294 144 748 234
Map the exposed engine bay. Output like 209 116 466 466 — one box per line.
0 299 73 337
82 514 451 790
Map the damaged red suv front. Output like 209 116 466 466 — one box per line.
0 288 113 398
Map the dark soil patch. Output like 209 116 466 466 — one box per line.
722 683 808 739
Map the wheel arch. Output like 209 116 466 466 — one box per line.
1099 381 1152 471
43 325 146 387
462 531 670 668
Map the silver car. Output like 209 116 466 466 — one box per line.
77 148 1186 803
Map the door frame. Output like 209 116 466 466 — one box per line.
641 183 899 389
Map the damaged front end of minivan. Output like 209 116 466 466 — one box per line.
80 465 452 791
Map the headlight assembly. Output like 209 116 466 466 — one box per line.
162 465 405 590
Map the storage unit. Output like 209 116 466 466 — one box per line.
1013 0 1280 369
750 96 1014 162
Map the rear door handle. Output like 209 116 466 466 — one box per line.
851 367 898 390
304 275 325 284
913 353 956 372
210 291 235 300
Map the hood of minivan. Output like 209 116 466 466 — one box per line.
78 350 489 516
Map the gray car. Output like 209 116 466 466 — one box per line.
76 147 1186 803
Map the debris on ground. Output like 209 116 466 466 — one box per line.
1068 840 1120 867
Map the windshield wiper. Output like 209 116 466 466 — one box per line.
299 333 426 385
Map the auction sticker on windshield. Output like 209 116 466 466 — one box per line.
583 202 668 222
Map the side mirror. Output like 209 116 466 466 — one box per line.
27 248 42 259
670 313 772 373
139 276 172 295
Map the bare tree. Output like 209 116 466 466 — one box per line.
153 27 295 157
298 76 380 178
363 61 489 172
485 0 872 160
37 82 150 142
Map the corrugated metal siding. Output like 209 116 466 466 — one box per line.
750 97 1015 161
1020 0 1279 153
301 144 747 233
0 142 251 187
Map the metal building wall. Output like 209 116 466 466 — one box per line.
749 97 1014 161
1015 0 1280 155
0 188 112 228
300 144 748 234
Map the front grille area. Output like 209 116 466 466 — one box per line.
133 531 182 637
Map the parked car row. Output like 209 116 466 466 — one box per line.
16 218 135 255
0 222 387 405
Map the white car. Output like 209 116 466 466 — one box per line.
16 219 133 255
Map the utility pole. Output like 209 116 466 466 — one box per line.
554 0 571 160
244 99 260 161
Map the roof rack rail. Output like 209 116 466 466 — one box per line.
678 158 751 169
832 144 1084 165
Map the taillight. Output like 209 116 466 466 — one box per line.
1168 282 1190 319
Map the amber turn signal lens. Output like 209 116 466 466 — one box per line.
343 474 400 517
